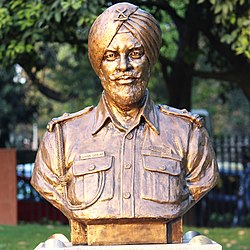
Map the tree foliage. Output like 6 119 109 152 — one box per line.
0 0 105 101
1 0 250 105
199 0 250 58
0 0 249 146
0 66 38 147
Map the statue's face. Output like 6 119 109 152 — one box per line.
99 32 150 108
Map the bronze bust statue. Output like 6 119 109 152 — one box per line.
31 2 218 246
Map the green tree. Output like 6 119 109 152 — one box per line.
1 0 249 108
0 0 249 145
0 0 104 101
133 0 250 109
0 66 38 147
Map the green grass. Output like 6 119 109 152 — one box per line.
185 226 250 250
0 224 249 250
0 224 69 250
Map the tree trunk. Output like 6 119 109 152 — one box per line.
0 128 9 148
160 1 200 111
167 62 193 110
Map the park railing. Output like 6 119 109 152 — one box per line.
16 135 250 227
200 135 250 227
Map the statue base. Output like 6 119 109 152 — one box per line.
35 242 222 250
34 231 222 249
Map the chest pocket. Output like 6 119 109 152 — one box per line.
141 152 182 204
67 156 114 210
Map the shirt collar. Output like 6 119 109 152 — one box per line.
92 90 159 135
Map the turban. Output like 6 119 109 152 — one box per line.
88 2 162 76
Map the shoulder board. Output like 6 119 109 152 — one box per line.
159 104 204 128
47 106 94 132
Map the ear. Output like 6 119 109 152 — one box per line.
98 68 104 81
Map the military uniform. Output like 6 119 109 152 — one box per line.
31 92 218 224
31 2 219 245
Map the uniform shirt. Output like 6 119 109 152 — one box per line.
31 93 218 222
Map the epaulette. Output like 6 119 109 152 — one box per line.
159 104 204 128
47 106 94 132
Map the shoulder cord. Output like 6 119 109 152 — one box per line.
54 123 105 210
55 123 67 185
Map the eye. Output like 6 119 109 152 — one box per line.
129 49 143 59
104 51 117 61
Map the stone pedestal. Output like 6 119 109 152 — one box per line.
35 242 222 250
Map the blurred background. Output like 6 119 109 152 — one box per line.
0 0 250 228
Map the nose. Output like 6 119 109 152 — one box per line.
117 54 130 71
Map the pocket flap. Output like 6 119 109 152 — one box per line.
142 149 182 161
73 156 112 176
143 155 181 176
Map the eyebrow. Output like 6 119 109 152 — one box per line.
106 44 143 52
129 44 143 50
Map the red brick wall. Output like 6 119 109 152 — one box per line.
0 149 17 225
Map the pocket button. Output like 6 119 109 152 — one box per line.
125 163 132 169
88 164 96 171
159 166 166 171
126 133 133 140
123 192 131 199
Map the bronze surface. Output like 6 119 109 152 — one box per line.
31 2 218 245
87 222 167 245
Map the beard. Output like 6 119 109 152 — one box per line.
101 78 148 109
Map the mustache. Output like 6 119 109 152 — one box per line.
109 71 141 81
